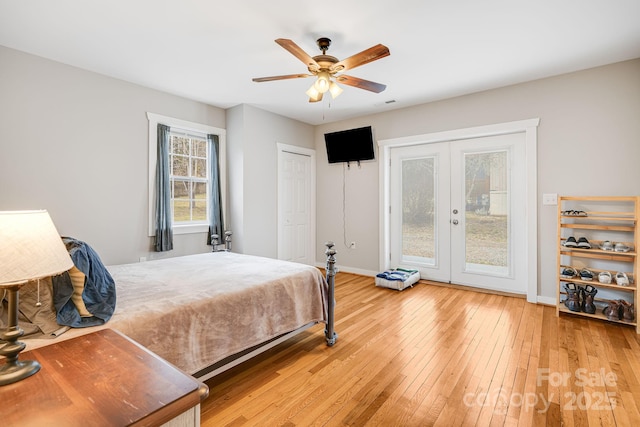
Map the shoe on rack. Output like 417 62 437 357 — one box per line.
598 271 612 284
561 267 578 279
577 237 592 249
619 300 635 321
614 242 631 253
563 283 582 312
603 300 622 321
600 240 614 251
561 210 588 217
615 272 630 286
564 237 578 248
579 268 594 281
581 285 598 314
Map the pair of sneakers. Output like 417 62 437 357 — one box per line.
563 236 591 249
594 270 629 286
561 267 593 281
561 210 587 217
600 240 631 252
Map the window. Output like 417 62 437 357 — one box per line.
147 113 226 236
169 131 208 224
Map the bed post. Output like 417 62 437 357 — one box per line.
211 231 233 252
324 241 338 346
224 231 233 252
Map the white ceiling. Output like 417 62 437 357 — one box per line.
1 1 639 125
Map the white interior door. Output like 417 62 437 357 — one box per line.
389 133 527 294
277 144 315 265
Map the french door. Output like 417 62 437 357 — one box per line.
389 133 527 294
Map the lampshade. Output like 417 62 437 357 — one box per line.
305 84 321 101
329 81 343 99
0 210 73 286
314 71 331 93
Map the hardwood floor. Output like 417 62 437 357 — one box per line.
201 273 640 426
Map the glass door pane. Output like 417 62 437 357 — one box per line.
402 157 436 266
463 150 509 276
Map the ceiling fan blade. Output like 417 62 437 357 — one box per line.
275 38 320 72
336 75 387 93
331 44 390 73
252 74 312 82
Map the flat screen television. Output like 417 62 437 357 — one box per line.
324 126 375 164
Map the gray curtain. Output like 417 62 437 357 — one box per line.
207 133 224 245
154 123 173 251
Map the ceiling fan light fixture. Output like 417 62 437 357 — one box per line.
305 84 323 102
314 71 331 93
253 38 390 103
329 81 343 99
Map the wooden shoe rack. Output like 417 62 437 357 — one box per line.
556 196 639 333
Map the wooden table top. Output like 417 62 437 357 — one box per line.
0 328 208 427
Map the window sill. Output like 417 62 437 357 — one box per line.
173 224 209 235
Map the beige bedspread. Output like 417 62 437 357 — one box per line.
22 252 328 374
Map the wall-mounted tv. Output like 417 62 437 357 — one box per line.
324 126 375 164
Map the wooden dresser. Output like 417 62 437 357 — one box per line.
0 328 208 426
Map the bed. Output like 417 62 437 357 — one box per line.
14 242 338 381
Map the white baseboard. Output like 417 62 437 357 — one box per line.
316 261 556 304
314 262 377 278
537 295 557 306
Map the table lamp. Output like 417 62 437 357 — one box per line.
0 210 73 386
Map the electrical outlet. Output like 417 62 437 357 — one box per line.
350 242 356 249
542 193 558 206
139 256 147 262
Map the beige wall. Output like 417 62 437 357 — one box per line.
227 104 314 258
0 46 314 265
315 58 640 300
0 45 226 265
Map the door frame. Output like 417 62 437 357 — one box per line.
378 118 540 302
277 143 316 264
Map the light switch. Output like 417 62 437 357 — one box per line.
543 193 558 206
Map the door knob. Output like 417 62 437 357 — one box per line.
452 219 459 225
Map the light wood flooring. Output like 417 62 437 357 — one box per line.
201 273 640 426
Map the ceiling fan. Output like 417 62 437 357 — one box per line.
252 37 390 103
